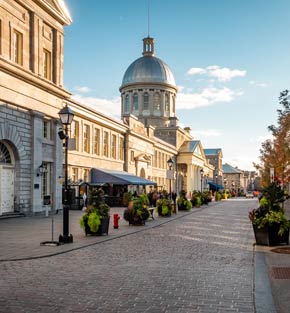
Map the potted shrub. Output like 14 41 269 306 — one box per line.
191 191 202 207
248 182 290 246
156 191 172 217
79 188 110 236
123 193 150 225
122 191 133 207
177 190 192 211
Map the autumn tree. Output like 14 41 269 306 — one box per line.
255 90 290 187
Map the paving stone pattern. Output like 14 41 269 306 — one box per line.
0 200 255 313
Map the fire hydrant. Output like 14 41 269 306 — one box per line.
113 213 120 229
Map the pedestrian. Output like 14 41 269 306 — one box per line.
82 192 87 211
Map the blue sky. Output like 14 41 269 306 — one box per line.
63 0 290 171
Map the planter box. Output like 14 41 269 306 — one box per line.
85 216 110 236
253 224 289 246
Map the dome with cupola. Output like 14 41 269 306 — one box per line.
120 37 176 89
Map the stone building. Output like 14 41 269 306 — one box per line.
0 0 71 215
222 163 243 193
0 0 220 217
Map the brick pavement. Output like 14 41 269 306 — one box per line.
0 199 259 313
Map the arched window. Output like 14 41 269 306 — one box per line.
133 93 138 111
153 92 161 111
0 142 12 164
165 94 170 112
143 92 149 110
125 94 130 113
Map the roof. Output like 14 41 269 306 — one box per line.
90 168 157 186
179 140 200 153
222 163 242 174
121 56 176 88
204 148 222 156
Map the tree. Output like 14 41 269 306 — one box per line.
255 90 290 188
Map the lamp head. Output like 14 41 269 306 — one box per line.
58 104 74 125
167 157 174 169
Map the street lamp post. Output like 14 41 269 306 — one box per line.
167 157 174 200
200 169 204 192
58 104 74 244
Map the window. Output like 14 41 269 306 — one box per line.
13 30 23 65
112 134 117 159
165 94 170 112
83 125 90 153
71 167 78 182
83 169 89 182
143 92 149 110
125 95 130 113
93 128 100 155
154 150 157 167
0 143 12 164
42 162 51 200
133 93 138 111
71 121 79 151
43 49 52 80
119 137 124 160
43 120 51 139
131 150 134 162
153 92 161 111
103 131 109 157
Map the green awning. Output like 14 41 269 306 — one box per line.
90 168 157 186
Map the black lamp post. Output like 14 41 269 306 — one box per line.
167 157 174 200
58 104 74 244
200 169 204 192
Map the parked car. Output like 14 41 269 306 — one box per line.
246 192 254 199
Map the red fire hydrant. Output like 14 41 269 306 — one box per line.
113 213 120 229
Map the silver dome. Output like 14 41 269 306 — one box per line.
121 56 176 88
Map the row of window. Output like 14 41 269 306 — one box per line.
71 121 124 160
71 167 90 183
124 92 175 113
3 23 53 81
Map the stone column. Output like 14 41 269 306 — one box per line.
31 111 44 214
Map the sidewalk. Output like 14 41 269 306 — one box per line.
254 200 290 313
0 206 194 262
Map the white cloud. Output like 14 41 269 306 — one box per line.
249 80 268 88
72 94 121 119
187 67 206 75
73 86 92 93
187 65 246 82
207 66 246 82
177 87 237 110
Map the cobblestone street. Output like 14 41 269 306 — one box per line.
0 199 256 313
